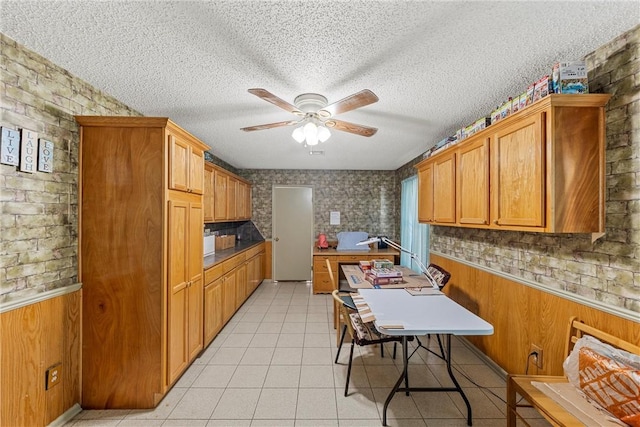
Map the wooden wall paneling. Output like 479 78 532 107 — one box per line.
432 254 640 376
0 290 81 427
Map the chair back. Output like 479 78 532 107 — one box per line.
331 290 357 339
326 258 336 290
427 264 451 290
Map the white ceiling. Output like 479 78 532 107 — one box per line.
1 1 638 170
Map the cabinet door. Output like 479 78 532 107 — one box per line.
167 200 189 384
169 134 190 193
187 202 203 361
222 270 236 323
432 152 456 223
204 278 223 346
246 185 252 219
457 137 489 225
189 148 204 195
237 182 246 220
214 170 228 221
203 165 214 222
235 264 247 309
417 163 433 223
491 113 545 227
227 177 238 220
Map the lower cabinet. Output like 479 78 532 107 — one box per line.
204 243 265 347
203 277 223 345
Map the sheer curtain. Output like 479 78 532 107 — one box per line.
400 175 429 273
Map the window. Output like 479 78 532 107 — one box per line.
400 175 429 273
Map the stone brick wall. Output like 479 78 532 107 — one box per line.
0 34 140 301
238 169 397 241
430 25 640 313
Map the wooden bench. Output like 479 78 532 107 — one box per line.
507 316 640 426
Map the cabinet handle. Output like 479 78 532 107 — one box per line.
493 220 498 225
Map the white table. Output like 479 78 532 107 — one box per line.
358 288 494 426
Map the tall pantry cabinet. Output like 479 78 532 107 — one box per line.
76 117 209 409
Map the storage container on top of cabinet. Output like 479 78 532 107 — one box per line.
416 94 610 233
76 116 209 409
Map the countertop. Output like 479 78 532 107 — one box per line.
204 240 265 270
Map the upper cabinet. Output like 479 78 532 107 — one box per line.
168 130 204 194
416 94 610 233
205 162 252 223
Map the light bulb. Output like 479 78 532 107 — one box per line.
304 122 319 146
318 126 331 142
292 126 305 143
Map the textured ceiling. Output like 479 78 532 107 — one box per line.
1 1 638 170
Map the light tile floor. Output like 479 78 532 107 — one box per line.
66 280 549 427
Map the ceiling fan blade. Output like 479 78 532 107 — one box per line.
241 120 300 132
248 88 303 116
318 89 378 118
326 119 378 137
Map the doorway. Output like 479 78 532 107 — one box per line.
272 185 313 281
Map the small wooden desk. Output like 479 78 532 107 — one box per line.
312 247 399 294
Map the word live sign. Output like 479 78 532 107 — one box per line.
1 127 53 173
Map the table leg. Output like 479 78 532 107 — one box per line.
382 336 408 426
444 335 472 426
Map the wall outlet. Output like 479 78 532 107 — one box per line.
530 344 544 369
45 363 62 390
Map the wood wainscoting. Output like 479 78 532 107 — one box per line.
0 288 82 426
432 254 639 376
265 240 272 280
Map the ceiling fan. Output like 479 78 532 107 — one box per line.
240 88 379 144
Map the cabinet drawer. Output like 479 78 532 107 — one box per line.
222 253 246 273
245 244 264 259
313 259 337 273
204 263 224 285
338 254 369 262
313 273 335 294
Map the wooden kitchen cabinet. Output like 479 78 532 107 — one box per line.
76 116 209 409
203 243 265 344
204 277 223 345
227 176 238 220
206 162 252 222
417 162 433 222
169 130 204 194
203 163 214 222
213 168 228 221
457 137 489 226
167 197 204 385
416 94 610 233
432 151 456 224
491 113 545 228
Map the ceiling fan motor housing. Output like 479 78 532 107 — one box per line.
293 93 328 114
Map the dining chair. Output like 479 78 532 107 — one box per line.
331 289 406 396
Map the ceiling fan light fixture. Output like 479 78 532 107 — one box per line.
292 126 305 143
304 122 319 146
318 125 331 142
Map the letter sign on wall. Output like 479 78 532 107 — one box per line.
38 139 54 173
1 127 20 166
20 129 37 173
